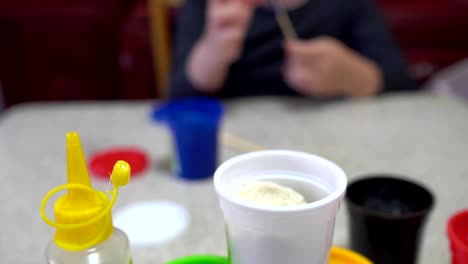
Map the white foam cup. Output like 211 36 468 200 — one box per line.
214 150 347 264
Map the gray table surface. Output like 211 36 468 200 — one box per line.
1 92 467 264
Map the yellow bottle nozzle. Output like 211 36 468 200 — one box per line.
40 132 131 251
66 132 93 201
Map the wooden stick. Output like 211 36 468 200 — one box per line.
268 0 298 39
221 132 266 152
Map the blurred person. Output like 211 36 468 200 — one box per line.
169 0 417 99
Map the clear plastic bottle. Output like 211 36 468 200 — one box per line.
46 228 131 264
40 132 132 264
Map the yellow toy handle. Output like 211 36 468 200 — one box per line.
40 183 119 229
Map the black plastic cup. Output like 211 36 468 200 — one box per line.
345 176 434 264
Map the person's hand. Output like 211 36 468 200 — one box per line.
283 36 383 98
202 0 257 63
187 0 257 92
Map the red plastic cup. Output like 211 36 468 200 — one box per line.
447 209 468 264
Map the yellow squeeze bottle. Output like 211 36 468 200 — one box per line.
40 132 132 264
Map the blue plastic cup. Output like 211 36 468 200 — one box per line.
152 97 224 180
